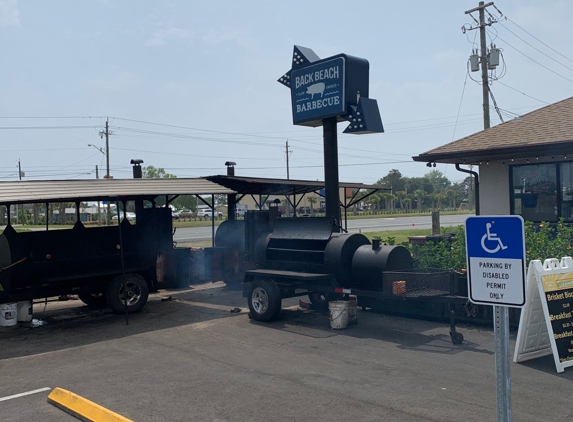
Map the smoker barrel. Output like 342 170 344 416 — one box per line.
324 233 370 287
215 220 245 252
352 244 413 291
254 217 334 273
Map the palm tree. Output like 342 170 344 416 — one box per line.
414 189 427 211
307 196 317 215
395 190 407 210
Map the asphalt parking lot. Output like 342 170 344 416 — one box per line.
1 282 572 422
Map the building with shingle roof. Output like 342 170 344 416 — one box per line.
413 96 573 222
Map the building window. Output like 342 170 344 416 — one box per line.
560 162 573 221
511 163 559 222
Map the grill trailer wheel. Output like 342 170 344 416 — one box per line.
78 291 107 308
248 278 281 322
106 273 149 314
308 292 342 312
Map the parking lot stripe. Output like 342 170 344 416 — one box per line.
47 387 133 422
0 387 51 402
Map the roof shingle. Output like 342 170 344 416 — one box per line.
413 96 573 163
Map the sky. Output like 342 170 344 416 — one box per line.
1 0 573 185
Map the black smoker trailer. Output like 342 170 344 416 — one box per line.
0 206 173 314
241 211 467 344
0 177 236 314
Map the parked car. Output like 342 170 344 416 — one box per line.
198 209 223 219
178 211 196 219
111 212 136 221
171 211 180 220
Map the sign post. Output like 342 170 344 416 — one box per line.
278 46 384 230
465 215 526 422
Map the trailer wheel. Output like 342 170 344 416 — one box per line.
78 291 107 308
248 278 281 322
106 273 149 314
450 331 464 345
308 292 341 311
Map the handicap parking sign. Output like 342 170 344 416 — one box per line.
465 215 526 307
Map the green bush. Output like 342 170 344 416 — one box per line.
524 219 573 264
409 225 466 270
410 219 573 271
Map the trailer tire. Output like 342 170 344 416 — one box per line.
106 273 149 314
78 291 107 308
308 292 341 311
248 278 281 322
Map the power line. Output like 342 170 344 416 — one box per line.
452 70 469 141
0 116 103 119
0 125 102 130
495 81 550 104
506 17 573 65
499 22 573 74
493 33 573 84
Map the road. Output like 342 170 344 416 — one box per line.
173 214 472 242
1 284 572 422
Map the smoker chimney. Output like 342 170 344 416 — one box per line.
131 159 144 179
226 161 237 221
372 238 381 250
131 159 144 220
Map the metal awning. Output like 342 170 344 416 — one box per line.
205 175 388 230
0 178 236 205
205 175 386 197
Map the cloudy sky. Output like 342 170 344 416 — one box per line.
1 0 573 184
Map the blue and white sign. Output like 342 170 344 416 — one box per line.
291 57 345 125
465 215 526 307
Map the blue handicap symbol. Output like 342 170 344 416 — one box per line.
480 221 508 254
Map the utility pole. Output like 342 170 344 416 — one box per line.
465 1 495 130
465 6 510 421
18 159 22 225
98 118 112 225
285 140 293 217
479 2 490 129
105 119 110 180
96 165 101 226
105 119 111 225
285 140 292 179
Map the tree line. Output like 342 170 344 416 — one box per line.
368 169 475 211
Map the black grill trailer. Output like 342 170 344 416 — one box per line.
0 207 172 314
241 211 467 344
0 177 235 314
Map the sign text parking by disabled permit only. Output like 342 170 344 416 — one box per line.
465 215 526 307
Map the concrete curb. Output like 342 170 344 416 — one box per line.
47 387 133 422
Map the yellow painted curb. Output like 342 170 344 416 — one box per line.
47 387 133 422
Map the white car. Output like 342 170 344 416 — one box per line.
112 212 136 221
198 209 223 219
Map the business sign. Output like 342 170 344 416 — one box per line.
465 215 526 307
291 57 345 125
514 258 573 373
278 45 383 132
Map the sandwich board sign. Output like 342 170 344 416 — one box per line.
465 215 526 307
514 257 573 373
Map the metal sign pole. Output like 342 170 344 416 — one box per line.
494 305 511 421
466 216 525 422
323 117 341 231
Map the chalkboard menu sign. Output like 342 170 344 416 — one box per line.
514 258 573 373
541 273 573 365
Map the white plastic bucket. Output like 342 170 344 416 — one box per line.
0 302 18 327
17 300 33 322
347 298 358 325
328 300 349 330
